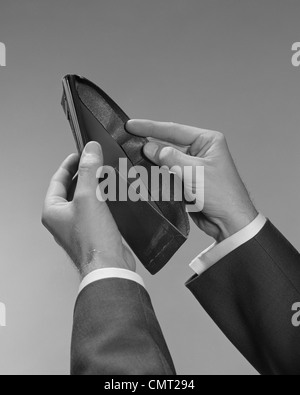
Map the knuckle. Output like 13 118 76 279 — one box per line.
171 148 181 160
78 163 92 175
167 121 177 130
160 146 176 160
41 209 51 228
41 215 47 227
78 166 94 178
159 147 182 168
214 131 225 141
193 156 203 165
79 157 98 174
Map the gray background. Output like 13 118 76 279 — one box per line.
0 0 299 375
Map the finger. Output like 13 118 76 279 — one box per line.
144 142 205 211
143 142 197 170
74 141 103 199
45 153 79 206
147 137 190 154
126 119 205 146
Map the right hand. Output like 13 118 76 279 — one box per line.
126 120 258 242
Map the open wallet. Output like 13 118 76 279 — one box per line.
61 75 190 274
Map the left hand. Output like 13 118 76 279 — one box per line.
42 142 136 279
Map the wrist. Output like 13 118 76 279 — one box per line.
79 250 136 280
214 205 259 243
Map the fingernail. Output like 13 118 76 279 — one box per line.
159 146 173 160
84 142 101 156
124 120 130 131
125 119 135 132
144 142 159 158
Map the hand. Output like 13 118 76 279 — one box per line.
126 120 258 243
42 142 136 279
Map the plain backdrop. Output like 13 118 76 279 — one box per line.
0 0 300 375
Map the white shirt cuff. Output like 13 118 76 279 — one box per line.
190 213 267 276
79 268 145 295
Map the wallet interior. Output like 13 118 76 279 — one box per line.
62 75 190 274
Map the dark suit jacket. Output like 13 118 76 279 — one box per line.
187 220 300 375
71 221 300 375
71 278 176 375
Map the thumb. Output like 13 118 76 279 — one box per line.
144 142 205 212
75 142 103 199
144 142 197 175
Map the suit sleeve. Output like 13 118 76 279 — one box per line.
186 220 300 375
71 278 176 375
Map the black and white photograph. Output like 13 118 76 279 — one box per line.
0 0 300 378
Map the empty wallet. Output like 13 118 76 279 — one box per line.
61 75 190 274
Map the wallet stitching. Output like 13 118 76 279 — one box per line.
148 234 177 267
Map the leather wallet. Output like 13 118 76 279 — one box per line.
61 75 190 274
